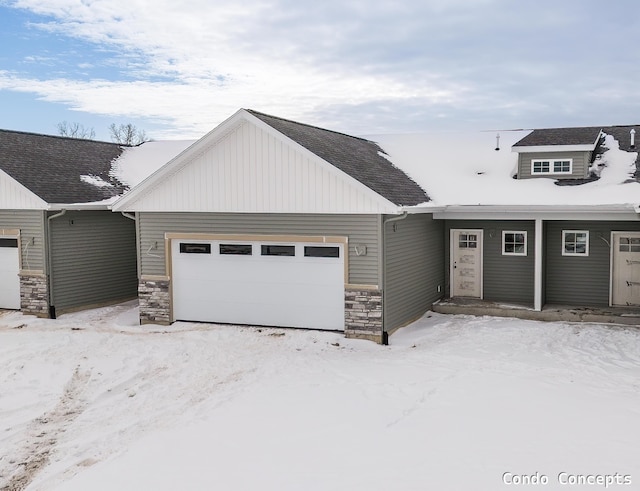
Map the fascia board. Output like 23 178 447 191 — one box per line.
112 109 247 211
244 111 401 213
49 202 111 211
433 204 640 221
401 204 445 214
513 144 596 153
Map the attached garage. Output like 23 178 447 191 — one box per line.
1 130 188 318
0 235 20 310
112 108 435 343
170 235 346 330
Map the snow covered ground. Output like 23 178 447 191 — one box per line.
1 303 639 491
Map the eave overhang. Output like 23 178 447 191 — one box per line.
433 204 640 221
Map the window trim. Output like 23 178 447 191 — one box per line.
531 158 573 175
501 231 527 256
562 230 589 256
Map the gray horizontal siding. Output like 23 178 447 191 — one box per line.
445 220 536 305
0 210 45 271
138 212 381 285
49 211 137 311
384 214 443 332
545 221 640 306
518 151 591 179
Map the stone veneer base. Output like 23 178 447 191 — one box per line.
19 273 50 318
138 279 171 325
344 288 384 344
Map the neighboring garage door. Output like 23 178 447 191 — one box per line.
0 237 20 309
171 238 345 330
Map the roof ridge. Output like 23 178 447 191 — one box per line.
526 124 639 131
245 109 372 144
0 128 124 146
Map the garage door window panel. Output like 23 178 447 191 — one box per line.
304 246 340 258
261 245 295 256
179 243 211 254
0 238 18 248
220 244 253 255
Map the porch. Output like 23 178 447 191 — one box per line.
432 298 640 326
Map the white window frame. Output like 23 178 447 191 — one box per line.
562 230 589 256
502 231 527 256
531 158 573 175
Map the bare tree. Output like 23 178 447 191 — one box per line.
108 123 149 145
56 121 96 139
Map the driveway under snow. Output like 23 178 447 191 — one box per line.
0 303 638 491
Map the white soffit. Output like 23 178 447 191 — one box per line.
433 204 640 221
0 169 48 209
113 110 399 214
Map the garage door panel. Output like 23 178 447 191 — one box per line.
171 239 344 330
0 238 20 310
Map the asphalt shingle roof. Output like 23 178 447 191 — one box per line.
513 125 639 150
513 124 640 179
0 129 127 203
513 126 603 147
247 109 429 206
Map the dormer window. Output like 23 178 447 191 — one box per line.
531 159 573 175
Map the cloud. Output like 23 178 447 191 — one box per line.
2 0 640 137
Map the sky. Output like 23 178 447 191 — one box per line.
0 0 639 141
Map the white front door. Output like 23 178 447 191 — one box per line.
171 238 345 330
611 232 640 307
450 229 483 298
0 237 20 309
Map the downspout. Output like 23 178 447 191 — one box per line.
46 209 67 318
379 211 409 345
383 211 409 228
120 211 143 280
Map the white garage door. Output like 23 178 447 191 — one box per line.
171 239 345 330
0 237 20 310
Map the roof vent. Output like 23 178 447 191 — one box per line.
495 133 500 151
631 128 636 149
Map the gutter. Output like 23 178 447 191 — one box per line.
433 203 640 221
49 202 112 211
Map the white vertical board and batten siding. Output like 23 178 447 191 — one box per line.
0 170 48 210
0 210 46 271
119 120 396 214
138 212 381 286
383 214 444 332
48 211 138 312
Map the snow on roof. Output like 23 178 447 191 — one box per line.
110 140 196 188
80 174 115 188
372 130 640 207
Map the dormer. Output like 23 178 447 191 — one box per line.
512 127 602 180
